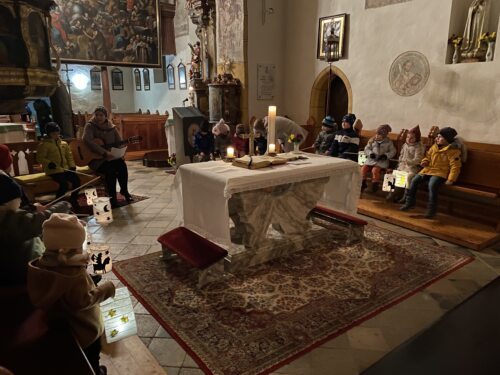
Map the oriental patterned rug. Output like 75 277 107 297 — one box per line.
113 225 472 375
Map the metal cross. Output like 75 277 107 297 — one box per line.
60 63 74 96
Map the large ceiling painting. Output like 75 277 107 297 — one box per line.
51 0 161 67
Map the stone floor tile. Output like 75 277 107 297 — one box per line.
136 314 161 338
351 348 387 373
140 337 153 347
147 221 174 228
149 338 186 367
320 332 351 349
280 348 358 375
141 227 169 236
182 354 199 368
163 367 180 375
347 327 390 351
121 244 151 256
155 326 172 339
179 369 204 375
130 235 160 245
134 302 150 314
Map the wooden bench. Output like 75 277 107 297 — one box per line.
5 141 98 201
157 227 228 288
310 206 367 245
357 128 500 250
0 287 94 374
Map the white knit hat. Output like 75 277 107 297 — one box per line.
43 213 86 250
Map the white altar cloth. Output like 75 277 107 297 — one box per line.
173 153 361 246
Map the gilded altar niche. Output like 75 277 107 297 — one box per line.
0 0 59 114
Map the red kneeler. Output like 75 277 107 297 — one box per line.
157 227 228 287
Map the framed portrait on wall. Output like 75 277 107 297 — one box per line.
167 64 175 89
111 68 124 90
90 67 101 90
143 69 151 91
50 0 161 67
134 69 142 91
317 14 346 60
178 63 187 89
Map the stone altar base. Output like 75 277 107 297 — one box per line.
225 223 348 273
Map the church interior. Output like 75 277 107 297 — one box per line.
1 0 499 374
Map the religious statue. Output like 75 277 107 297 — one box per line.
188 41 201 78
461 0 490 60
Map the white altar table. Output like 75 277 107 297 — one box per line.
173 154 361 248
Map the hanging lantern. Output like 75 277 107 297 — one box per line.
325 31 340 63
92 197 113 224
84 188 98 205
89 244 112 274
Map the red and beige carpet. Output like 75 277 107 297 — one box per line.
113 225 472 375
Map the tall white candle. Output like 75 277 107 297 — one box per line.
268 106 276 147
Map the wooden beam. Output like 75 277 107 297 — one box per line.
101 66 112 114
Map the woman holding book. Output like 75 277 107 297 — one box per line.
83 106 132 207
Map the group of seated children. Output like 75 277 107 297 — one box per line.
194 119 265 160
313 117 462 218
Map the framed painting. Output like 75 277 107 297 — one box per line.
90 67 101 90
167 64 175 89
143 69 151 91
111 68 124 90
134 69 142 91
317 14 346 60
50 0 161 67
178 63 187 90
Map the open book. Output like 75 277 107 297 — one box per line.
232 155 288 169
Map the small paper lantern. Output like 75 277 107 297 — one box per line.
100 287 137 343
89 244 112 274
93 197 113 224
358 151 367 166
394 170 409 188
84 188 98 205
383 173 396 192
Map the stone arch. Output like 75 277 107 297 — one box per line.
309 65 353 132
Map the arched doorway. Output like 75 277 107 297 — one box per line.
308 66 352 143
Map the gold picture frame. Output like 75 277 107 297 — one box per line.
317 14 346 60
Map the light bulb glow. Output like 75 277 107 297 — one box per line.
72 73 89 90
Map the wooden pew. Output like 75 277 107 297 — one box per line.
357 128 500 250
6 141 97 201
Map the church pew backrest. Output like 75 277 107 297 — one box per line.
5 141 40 176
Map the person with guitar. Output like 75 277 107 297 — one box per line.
83 106 132 208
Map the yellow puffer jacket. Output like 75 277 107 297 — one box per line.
36 138 76 175
420 144 462 182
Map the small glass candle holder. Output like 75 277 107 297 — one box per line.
225 146 235 162
268 143 276 156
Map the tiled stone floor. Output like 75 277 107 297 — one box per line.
92 162 500 375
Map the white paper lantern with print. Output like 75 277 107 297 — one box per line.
382 173 396 192
89 244 112 274
394 170 409 188
84 188 98 205
92 197 113 224
100 287 137 343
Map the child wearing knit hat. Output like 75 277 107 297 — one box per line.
28 213 115 375
233 124 249 157
212 119 232 158
386 125 425 202
401 127 462 218
361 124 397 193
0 175 70 286
326 113 360 161
314 116 337 154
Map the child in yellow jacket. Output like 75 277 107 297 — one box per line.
36 122 81 204
400 127 461 218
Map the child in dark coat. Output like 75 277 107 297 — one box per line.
232 124 249 157
254 129 267 155
314 116 337 154
194 120 214 161
327 113 360 161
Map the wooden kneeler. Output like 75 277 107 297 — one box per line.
310 206 368 245
157 227 228 288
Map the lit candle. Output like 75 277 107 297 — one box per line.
268 106 276 147
227 147 235 158
268 143 276 154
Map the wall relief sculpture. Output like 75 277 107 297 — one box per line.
389 51 430 97
365 0 412 9
216 0 244 63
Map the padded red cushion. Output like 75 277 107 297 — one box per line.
313 206 368 226
157 227 228 270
